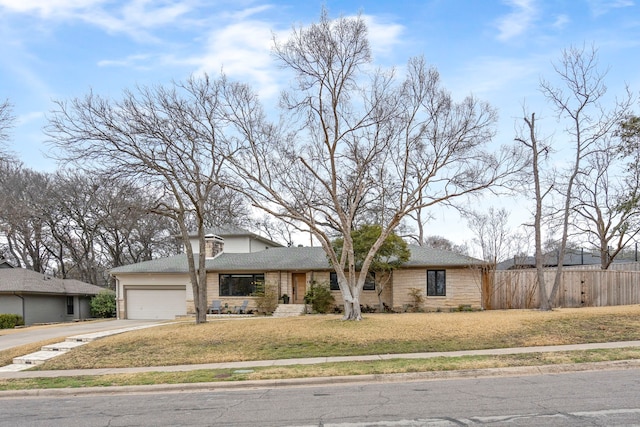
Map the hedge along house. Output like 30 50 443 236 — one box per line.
111 226 486 319
0 267 107 325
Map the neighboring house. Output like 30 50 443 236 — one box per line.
0 267 107 325
497 248 629 270
112 226 486 320
0 258 15 269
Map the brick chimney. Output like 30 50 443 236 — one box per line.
204 234 224 258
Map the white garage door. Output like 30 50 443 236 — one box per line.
126 288 186 320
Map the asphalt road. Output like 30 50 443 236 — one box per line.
1 367 639 426
0 319 165 351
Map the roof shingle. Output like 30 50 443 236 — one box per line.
111 245 484 274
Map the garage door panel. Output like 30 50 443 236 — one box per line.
126 288 186 320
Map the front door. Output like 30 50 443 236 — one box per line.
292 273 307 304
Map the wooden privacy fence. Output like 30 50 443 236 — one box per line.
484 268 640 309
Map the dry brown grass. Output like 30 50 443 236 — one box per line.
35 305 640 370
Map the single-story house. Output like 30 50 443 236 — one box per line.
111 226 486 320
0 267 108 325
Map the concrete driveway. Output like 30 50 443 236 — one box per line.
0 319 169 352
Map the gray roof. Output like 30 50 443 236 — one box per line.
0 268 108 295
111 245 484 275
496 248 629 270
191 225 284 248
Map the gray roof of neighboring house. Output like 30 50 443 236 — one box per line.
190 225 284 248
111 245 484 275
0 268 108 295
496 248 629 270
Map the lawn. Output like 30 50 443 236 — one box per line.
31 305 640 370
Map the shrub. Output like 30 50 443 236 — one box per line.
0 314 24 329
407 287 424 312
253 282 279 315
90 290 116 318
304 282 335 314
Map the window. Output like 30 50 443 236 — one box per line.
329 272 339 290
427 270 446 296
66 296 74 315
363 272 376 291
219 274 264 296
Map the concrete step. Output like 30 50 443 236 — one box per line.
2 322 170 373
13 350 61 366
42 341 87 352
273 304 306 318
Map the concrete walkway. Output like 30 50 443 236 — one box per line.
0 319 168 352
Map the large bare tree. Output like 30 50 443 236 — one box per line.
517 45 635 309
0 162 53 271
466 207 515 268
46 76 241 323
0 99 15 161
225 10 526 320
572 136 640 269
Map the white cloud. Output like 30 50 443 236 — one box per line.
552 14 570 30
587 0 635 17
0 0 195 41
494 0 539 42
362 15 405 57
193 19 283 100
0 0 104 17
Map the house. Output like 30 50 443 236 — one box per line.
0 267 108 325
497 248 630 270
112 226 486 319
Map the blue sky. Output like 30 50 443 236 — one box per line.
1 0 639 246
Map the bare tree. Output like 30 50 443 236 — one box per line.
0 99 15 161
46 76 240 323
466 207 515 267
572 136 640 269
422 235 468 255
225 10 526 320
0 162 54 272
252 214 295 247
517 45 635 310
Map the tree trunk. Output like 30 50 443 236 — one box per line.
343 297 362 321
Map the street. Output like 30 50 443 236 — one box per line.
1 367 640 426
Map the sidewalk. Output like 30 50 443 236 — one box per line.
2 339 640 380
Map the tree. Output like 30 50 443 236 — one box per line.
0 162 54 272
0 99 15 161
422 235 468 255
46 76 242 323
225 10 525 320
465 207 515 268
334 224 410 312
517 45 634 309
571 134 640 269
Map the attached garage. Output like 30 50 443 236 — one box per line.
125 287 186 320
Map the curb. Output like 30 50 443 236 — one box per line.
2 359 640 398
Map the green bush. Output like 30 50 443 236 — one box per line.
90 290 116 318
304 282 335 314
0 314 24 329
253 282 279 315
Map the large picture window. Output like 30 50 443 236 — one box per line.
329 272 339 290
219 274 264 296
363 272 376 291
330 272 376 290
427 270 446 296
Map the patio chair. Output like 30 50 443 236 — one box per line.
209 300 222 314
233 300 249 314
